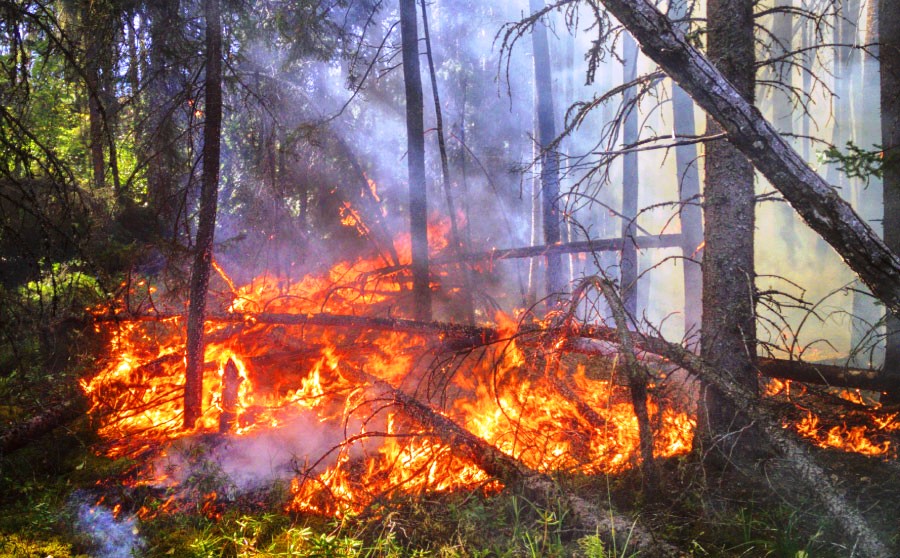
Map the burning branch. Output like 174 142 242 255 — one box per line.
343 366 681 557
96 310 900 393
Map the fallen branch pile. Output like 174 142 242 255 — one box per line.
100 310 900 393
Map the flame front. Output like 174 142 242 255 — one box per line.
82 218 700 516
84 224 896 518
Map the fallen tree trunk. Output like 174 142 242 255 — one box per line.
97 311 899 392
343 367 682 557
0 397 86 455
590 0 900 318
757 359 894 393
367 234 684 277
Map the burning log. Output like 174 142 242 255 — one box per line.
343 366 682 558
756 359 897 393
0 397 86 454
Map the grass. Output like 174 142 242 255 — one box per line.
0 390 870 558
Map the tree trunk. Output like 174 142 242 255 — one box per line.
147 0 181 237
587 0 900 318
881 0 900 395
81 2 106 191
529 0 563 304
184 0 222 429
400 0 432 322
621 32 640 318
667 0 703 341
697 0 758 458
419 0 475 324
850 0 882 366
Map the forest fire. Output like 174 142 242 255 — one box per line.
80 224 898 522
80 221 701 517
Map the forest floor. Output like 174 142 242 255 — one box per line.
1 405 898 558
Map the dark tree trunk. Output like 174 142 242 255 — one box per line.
184 0 222 429
667 0 703 341
587 0 900 319
420 0 475 324
146 0 181 237
881 0 900 395
81 2 107 192
697 0 758 457
621 32 639 318
400 0 432 322
529 0 563 304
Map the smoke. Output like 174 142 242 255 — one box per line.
146 408 373 498
70 492 145 558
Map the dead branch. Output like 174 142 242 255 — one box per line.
584 277 658 492
365 234 684 278
590 0 900 319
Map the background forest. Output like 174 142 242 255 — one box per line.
1 0 899 556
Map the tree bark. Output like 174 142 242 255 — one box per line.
529 0 564 304
697 0 759 458
881 0 900 396
184 0 223 429
771 0 798 259
628 330 891 558
0 398 86 455
400 0 432 322
588 0 900 318
621 32 640 318
146 0 181 236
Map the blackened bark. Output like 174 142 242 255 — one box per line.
698 0 758 456
589 0 900 318
529 0 563 303
400 0 432 322
667 0 703 340
621 32 639 318
184 0 222 429
882 0 900 394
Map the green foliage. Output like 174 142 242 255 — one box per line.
818 141 884 183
